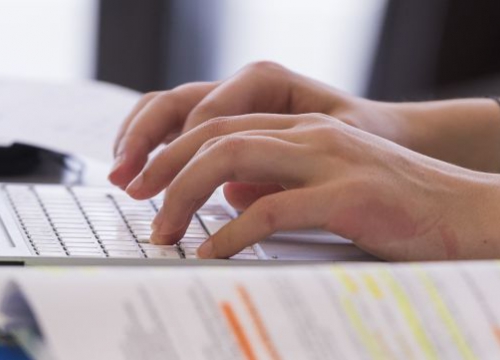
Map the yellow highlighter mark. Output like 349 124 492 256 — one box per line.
416 268 477 360
362 274 383 299
341 297 386 360
332 267 358 293
381 270 438 360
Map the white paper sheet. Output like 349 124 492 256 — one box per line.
0 77 141 163
4 261 500 360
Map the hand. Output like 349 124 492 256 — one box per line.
109 61 500 192
125 113 500 261
108 61 405 190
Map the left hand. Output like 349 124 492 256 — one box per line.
125 113 499 261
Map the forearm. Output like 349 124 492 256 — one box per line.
395 99 500 173
455 172 500 259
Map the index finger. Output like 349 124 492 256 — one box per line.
108 82 218 189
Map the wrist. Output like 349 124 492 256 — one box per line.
455 173 500 259
394 99 500 172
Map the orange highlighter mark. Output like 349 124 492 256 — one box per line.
221 302 257 360
237 285 282 360
493 326 500 348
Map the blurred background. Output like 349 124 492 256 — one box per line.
1 0 500 100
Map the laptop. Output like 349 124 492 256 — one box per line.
0 183 377 266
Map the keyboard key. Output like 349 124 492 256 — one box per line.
32 239 61 246
100 239 137 247
92 224 130 231
62 237 98 243
38 250 67 257
103 244 140 251
140 244 175 250
67 249 105 257
182 232 208 238
65 243 101 250
230 254 259 260
29 234 59 241
178 237 205 244
107 250 144 258
135 236 152 243
179 242 205 249
54 225 89 232
95 230 133 237
37 244 65 252
144 248 181 259
57 233 94 239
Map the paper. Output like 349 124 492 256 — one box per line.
0 77 141 163
2 261 500 359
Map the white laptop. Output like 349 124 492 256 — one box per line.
0 183 378 266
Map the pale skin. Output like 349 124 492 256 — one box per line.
108 61 500 261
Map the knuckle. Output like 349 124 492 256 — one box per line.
301 113 335 127
293 113 332 131
255 198 280 233
216 135 247 156
309 113 333 124
141 91 161 103
244 60 286 75
308 124 339 140
156 89 176 103
187 99 220 126
173 81 207 92
193 97 220 114
197 136 222 155
156 89 191 112
146 148 172 177
200 117 231 138
212 233 234 258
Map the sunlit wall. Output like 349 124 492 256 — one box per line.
213 0 387 95
0 0 98 81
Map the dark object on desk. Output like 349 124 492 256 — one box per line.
0 336 32 360
0 142 84 185
0 143 44 176
0 345 32 360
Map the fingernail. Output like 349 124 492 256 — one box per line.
150 231 164 245
109 155 125 176
197 239 214 258
126 174 144 195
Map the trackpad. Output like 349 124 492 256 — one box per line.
260 230 379 261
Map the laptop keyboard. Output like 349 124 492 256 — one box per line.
2 185 259 260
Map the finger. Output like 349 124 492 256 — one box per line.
108 81 218 188
112 91 160 157
126 114 300 199
223 183 284 211
197 188 327 258
154 136 311 240
183 62 292 131
150 194 211 245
